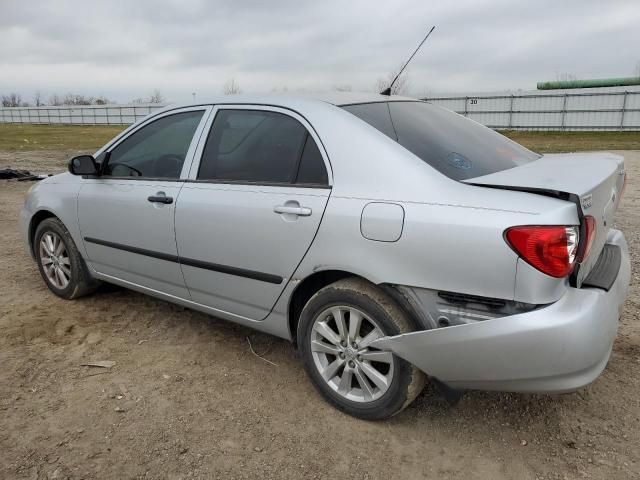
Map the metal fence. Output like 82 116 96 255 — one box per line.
0 104 165 125
423 90 640 131
2 90 640 131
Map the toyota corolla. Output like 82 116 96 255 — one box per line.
20 93 630 419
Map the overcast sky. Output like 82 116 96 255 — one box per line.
1 0 639 103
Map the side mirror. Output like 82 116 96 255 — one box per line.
68 155 99 176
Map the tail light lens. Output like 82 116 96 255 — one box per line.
505 226 579 278
620 173 628 200
579 215 597 262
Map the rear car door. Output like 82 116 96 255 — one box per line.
78 107 210 298
175 105 332 320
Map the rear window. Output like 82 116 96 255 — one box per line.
342 101 540 181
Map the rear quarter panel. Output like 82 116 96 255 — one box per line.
290 183 579 303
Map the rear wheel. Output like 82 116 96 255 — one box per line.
298 278 425 420
34 218 100 299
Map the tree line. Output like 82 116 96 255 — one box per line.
1 89 165 107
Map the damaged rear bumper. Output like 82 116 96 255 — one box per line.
372 229 631 393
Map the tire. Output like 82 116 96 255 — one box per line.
34 217 100 300
297 277 426 420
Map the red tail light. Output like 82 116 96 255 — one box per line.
505 226 579 278
580 215 597 262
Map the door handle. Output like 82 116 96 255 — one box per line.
147 191 173 204
274 205 312 216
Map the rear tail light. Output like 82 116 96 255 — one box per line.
579 215 597 262
505 225 579 278
620 173 628 200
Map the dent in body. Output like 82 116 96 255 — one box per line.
514 258 569 304
368 229 630 393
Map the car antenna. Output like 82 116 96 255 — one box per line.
380 25 436 96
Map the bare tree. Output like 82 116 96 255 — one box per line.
33 91 44 107
94 96 111 105
1 93 23 107
62 93 94 105
148 89 164 103
49 94 63 106
375 65 410 95
635 61 640 79
130 90 164 104
223 78 242 95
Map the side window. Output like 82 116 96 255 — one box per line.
295 135 328 185
104 110 204 179
198 109 327 185
341 103 397 140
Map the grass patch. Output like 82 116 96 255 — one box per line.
500 130 640 153
0 123 638 154
0 124 125 151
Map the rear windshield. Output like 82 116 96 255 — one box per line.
342 101 540 181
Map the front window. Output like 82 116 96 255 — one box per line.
103 110 204 179
342 101 540 181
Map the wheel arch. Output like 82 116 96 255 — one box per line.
288 270 362 344
28 209 59 256
287 269 423 344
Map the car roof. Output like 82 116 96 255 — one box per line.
164 92 420 111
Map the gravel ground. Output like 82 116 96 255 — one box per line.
0 150 639 480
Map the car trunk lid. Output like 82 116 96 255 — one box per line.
464 152 626 286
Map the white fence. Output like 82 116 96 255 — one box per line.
2 89 640 130
424 88 640 131
0 104 165 125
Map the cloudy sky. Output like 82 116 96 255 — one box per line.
1 0 639 103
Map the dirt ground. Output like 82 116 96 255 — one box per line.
1 150 639 480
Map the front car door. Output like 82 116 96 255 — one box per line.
175 105 332 320
78 107 210 298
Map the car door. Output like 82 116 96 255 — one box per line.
174 105 332 320
78 107 211 298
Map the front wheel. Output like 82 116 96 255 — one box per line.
297 278 425 420
34 217 100 300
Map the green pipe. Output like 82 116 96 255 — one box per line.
537 77 640 90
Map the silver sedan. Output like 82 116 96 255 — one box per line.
20 93 631 419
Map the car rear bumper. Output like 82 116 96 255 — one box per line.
371 228 631 393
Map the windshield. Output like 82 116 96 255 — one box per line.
342 101 540 181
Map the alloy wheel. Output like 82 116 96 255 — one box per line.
39 231 71 289
310 306 394 403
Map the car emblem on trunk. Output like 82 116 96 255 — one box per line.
581 194 593 210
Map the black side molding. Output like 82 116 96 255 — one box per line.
179 257 283 284
582 244 621 291
84 237 179 263
83 237 283 285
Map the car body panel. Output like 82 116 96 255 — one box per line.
287 190 578 303
175 183 330 319
20 175 85 258
78 179 188 297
